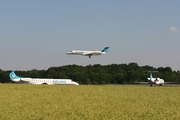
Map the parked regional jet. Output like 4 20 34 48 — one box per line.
7 70 79 85
147 71 164 86
135 71 173 86
136 71 165 86
66 47 110 58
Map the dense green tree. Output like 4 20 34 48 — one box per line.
1 63 180 84
0 70 9 83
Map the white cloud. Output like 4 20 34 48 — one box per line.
169 26 179 32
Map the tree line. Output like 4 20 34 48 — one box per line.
0 63 180 84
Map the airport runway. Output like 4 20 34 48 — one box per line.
104 84 180 87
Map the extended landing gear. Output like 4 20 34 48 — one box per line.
89 56 91 58
150 84 152 87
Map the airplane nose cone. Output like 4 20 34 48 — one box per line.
73 82 79 85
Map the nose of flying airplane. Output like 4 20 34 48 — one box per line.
66 51 73 54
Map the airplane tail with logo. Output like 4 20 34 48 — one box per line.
101 47 110 53
7 70 22 81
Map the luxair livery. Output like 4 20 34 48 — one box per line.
7 70 79 85
67 47 110 58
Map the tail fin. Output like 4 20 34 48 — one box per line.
149 71 153 79
6 70 22 80
101 47 110 53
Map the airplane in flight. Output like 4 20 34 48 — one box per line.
7 70 79 85
66 47 110 58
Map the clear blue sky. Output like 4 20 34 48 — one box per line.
1 0 180 71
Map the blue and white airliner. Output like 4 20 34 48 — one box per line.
66 47 110 58
147 71 164 86
136 71 166 86
7 70 79 85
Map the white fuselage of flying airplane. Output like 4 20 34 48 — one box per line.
66 47 109 58
67 50 106 56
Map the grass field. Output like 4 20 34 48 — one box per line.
0 84 180 120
